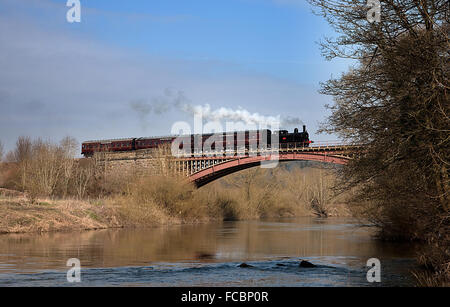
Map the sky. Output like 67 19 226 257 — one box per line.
0 0 352 154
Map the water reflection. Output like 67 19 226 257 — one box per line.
0 217 418 286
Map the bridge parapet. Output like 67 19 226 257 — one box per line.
172 143 360 159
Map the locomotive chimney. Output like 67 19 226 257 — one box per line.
303 125 306 133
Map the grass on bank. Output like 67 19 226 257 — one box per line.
0 162 350 233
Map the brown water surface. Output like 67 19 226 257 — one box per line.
0 217 417 286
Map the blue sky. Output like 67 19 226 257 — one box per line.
0 0 352 153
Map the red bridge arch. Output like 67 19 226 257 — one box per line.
188 151 349 187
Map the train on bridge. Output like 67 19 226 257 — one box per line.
81 126 311 157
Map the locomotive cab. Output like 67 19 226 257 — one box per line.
277 126 311 148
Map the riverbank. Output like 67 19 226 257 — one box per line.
0 157 352 234
0 193 118 234
0 187 350 234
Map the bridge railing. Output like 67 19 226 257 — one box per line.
171 141 359 159
309 140 354 148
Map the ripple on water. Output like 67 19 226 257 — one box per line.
0 217 418 286
0 257 416 287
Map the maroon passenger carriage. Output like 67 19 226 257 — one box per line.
81 127 311 157
81 136 175 157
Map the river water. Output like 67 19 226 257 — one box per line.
0 217 418 287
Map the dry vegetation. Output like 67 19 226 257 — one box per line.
0 136 350 234
116 163 350 227
0 194 121 234
209 164 350 220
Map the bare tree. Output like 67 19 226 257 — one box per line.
26 139 65 200
73 157 98 199
0 140 3 162
60 136 78 158
59 136 78 197
13 136 32 163
7 136 81 199
12 136 33 191
309 0 449 283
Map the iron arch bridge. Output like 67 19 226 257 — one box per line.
172 142 359 187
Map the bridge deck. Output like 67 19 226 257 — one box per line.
173 144 361 160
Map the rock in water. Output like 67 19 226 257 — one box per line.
238 263 253 268
299 260 316 268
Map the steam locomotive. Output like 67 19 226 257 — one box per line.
81 125 311 157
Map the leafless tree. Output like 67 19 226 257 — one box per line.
309 0 449 283
60 136 78 158
25 139 65 200
73 157 98 199
6 136 86 200
11 136 33 191
13 136 32 163
59 136 78 197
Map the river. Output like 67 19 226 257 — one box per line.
0 217 418 286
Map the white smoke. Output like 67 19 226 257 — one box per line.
130 89 187 116
130 88 304 130
182 104 282 127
